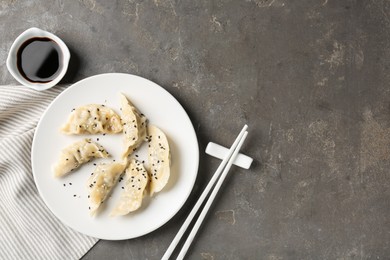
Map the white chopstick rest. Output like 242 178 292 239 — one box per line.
161 125 249 260
206 142 253 169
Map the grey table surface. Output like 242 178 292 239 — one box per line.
1 0 390 259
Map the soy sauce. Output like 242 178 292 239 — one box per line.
17 37 62 83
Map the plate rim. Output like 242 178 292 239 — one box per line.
31 72 199 240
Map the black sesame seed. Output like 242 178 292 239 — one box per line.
63 184 66 187
88 195 90 198
69 183 72 185
138 188 141 190
135 154 139 157
66 158 69 161
97 138 99 141
97 108 100 112
73 194 76 197
132 185 135 187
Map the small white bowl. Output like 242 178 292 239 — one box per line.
6 27 71 91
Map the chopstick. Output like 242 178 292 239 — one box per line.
161 125 248 260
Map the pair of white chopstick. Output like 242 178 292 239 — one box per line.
162 125 249 260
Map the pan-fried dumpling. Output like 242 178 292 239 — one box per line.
87 161 127 216
111 158 149 216
53 139 110 177
120 93 147 159
147 125 171 195
61 104 122 134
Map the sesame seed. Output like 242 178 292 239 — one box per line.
63 184 66 187
69 183 72 185
73 194 76 197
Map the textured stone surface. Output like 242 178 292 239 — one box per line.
1 0 390 259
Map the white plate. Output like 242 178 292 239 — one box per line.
31 73 199 240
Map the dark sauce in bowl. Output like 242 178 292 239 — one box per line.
17 37 62 83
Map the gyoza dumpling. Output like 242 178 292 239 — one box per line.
53 139 110 177
147 125 171 195
87 161 127 216
120 93 147 159
61 104 122 134
111 158 149 216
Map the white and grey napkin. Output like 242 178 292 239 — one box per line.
0 85 98 260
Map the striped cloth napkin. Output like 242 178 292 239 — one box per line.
0 85 98 259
